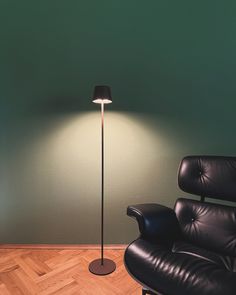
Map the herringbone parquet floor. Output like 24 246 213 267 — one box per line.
0 248 141 295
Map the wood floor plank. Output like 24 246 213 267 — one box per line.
12 268 40 295
25 251 59 264
0 271 25 295
0 282 12 295
46 250 84 269
23 256 51 277
14 257 39 280
37 277 75 295
0 248 142 294
48 281 79 295
0 259 19 273
37 264 81 291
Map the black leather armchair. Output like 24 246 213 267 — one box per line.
125 156 236 295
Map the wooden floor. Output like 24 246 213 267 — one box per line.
0 248 141 295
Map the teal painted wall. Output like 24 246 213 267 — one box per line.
1 1 236 243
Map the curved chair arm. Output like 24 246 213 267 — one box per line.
127 203 181 243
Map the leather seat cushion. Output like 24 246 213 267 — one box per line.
172 240 235 272
125 239 236 295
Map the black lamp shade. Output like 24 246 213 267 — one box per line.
93 86 112 104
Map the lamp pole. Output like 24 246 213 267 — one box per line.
101 102 104 265
89 85 116 275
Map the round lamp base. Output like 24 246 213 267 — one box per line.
89 258 116 275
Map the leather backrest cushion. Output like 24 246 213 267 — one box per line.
175 198 236 256
178 156 236 202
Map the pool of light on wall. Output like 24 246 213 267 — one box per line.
1 111 182 243
29 111 176 202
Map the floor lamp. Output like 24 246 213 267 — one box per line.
89 85 116 275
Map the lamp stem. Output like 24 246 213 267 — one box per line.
88 87 116 275
101 102 104 265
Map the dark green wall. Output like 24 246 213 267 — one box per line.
1 1 236 243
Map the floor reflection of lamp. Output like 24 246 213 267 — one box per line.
88 85 116 275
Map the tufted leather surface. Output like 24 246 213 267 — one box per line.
125 156 236 295
125 239 236 295
178 156 236 202
175 198 236 256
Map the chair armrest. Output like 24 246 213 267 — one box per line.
127 203 181 243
